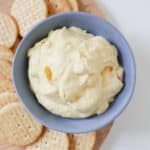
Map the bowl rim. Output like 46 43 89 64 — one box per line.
13 12 136 133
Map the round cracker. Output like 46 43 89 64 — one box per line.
0 59 12 80
0 92 18 110
0 13 18 48
68 0 79 11
48 0 72 15
26 128 69 150
0 46 14 62
69 132 96 150
11 0 48 37
0 102 43 146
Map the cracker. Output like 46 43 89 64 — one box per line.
11 0 48 37
0 13 18 48
0 59 12 80
0 92 18 110
0 77 15 93
0 46 14 63
0 102 43 146
47 0 72 15
69 132 96 150
68 0 79 11
26 128 69 150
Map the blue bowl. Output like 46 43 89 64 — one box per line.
13 12 136 133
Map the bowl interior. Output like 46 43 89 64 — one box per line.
13 12 136 133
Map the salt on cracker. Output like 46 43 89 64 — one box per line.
70 132 96 150
26 128 69 150
0 102 43 146
47 0 72 15
68 0 79 11
0 46 13 62
0 59 12 80
0 92 18 110
0 13 18 48
11 0 48 37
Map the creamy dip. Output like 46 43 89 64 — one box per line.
28 27 123 118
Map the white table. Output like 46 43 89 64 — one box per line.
95 0 150 149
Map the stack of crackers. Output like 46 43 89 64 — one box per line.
0 0 111 149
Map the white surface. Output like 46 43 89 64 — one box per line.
95 0 150 150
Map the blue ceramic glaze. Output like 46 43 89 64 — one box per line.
13 12 136 133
